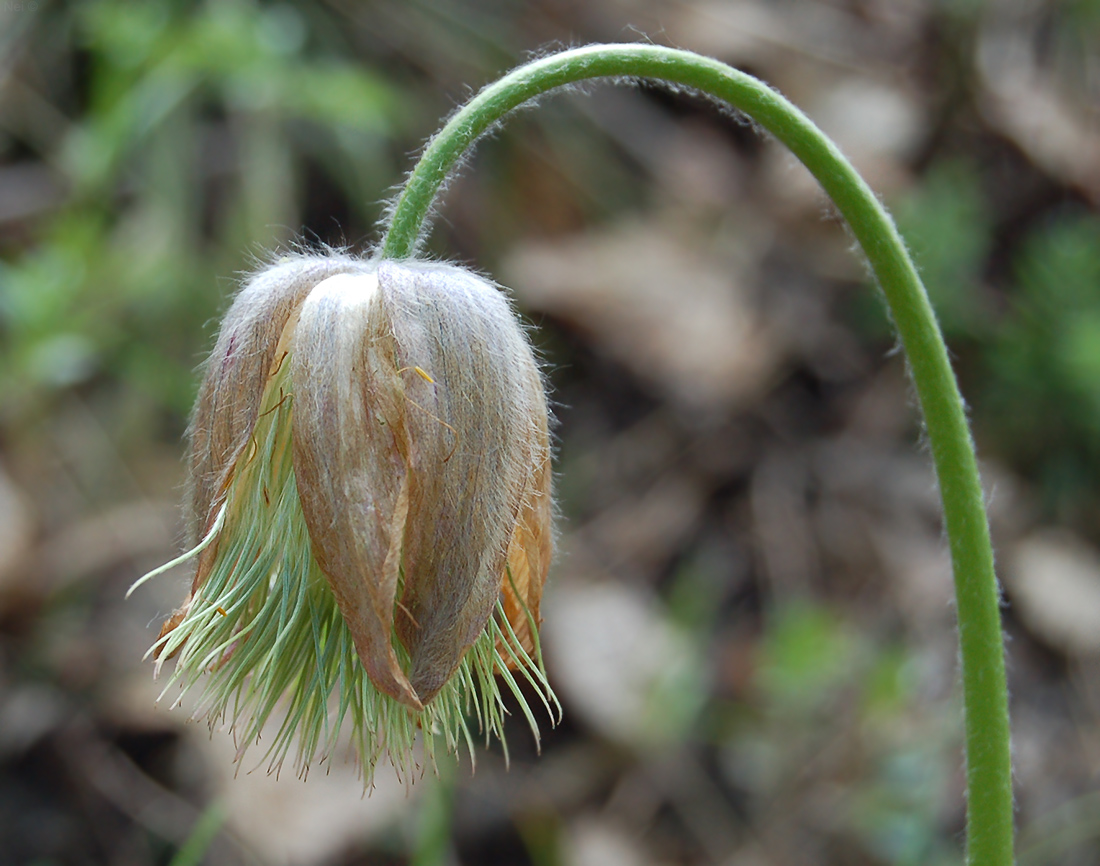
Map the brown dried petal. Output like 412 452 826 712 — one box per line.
500 381 553 659
378 262 549 702
291 271 422 710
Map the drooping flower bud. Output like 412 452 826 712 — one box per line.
130 253 557 780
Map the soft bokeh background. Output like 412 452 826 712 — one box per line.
2 1 1099 864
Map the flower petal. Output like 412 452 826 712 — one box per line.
187 255 368 571
500 383 554 660
378 262 549 702
291 271 423 710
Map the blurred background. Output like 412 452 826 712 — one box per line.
1 0 1099 864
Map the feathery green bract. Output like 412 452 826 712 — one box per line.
146 357 558 782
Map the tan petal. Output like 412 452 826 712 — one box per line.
186 254 368 594
291 271 422 710
378 262 550 702
153 607 188 660
500 387 554 660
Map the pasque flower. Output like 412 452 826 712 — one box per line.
131 253 556 779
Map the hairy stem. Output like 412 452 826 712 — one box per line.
381 44 1013 866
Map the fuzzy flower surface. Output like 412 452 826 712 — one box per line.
132 254 557 780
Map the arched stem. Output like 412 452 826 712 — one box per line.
381 44 1013 866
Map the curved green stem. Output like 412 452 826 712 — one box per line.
381 44 1013 866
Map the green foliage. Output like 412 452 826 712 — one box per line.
894 161 991 341
746 603 962 866
167 800 227 866
0 0 399 428
872 160 1100 521
849 745 959 866
755 602 854 709
980 214 1100 515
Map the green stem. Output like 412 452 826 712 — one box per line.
381 44 1013 866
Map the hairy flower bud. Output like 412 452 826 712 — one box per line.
131 254 557 780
